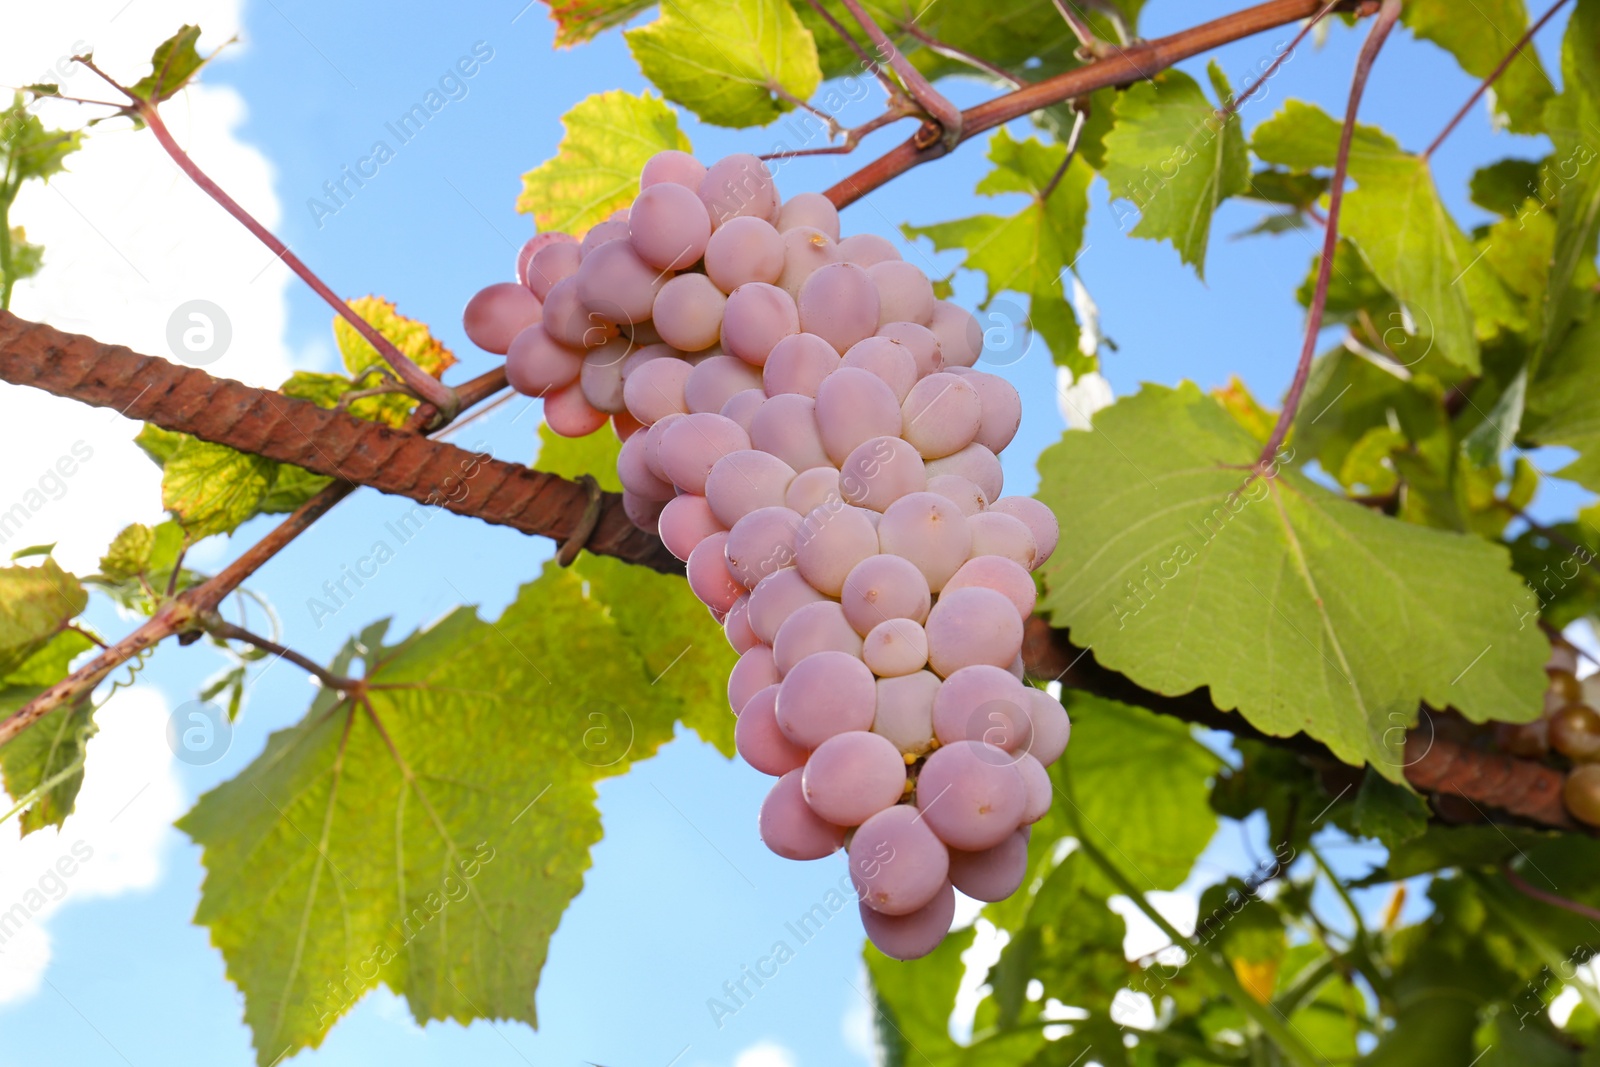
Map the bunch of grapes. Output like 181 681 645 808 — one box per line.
1490 640 1600 827
462 150 1071 960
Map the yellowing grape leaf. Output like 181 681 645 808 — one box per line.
0 556 86 678
333 295 456 382
161 437 275 539
517 90 691 235
541 0 655 47
626 0 822 129
1401 0 1551 134
0 628 96 835
1035 383 1547 775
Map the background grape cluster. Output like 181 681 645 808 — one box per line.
462 150 1071 960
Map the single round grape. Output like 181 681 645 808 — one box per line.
925 442 1003 504
878 492 973 593
799 262 882 354
841 554 932 635
726 506 803 589
622 356 693 425
652 273 727 352
659 412 752 494
860 880 955 960
929 300 982 368
778 226 839 299
947 831 1029 902
720 387 766 432
925 587 1024 677
543 380 608 438
968 512 1038 570
748 393 831 472
926 474 988 517
705 215 785 292
629 181 712 270
579 338 630 413
748 567 828 645
464 282 543 355
874 671 940 755
878 321 943 378
580 217 630 255
736 685 809 776
863 619 929 677
576 239 669 327
685 355 764 415
526 240 584 301
933 667 1032 754
988 497 1060 565
620 340 674 380
843 336 919 403
728 641 780 714
641 149 707 190
612 409 645 441
1550 667 1586 705
720 282 800 367
915 740 1026 851
705 450 798 527
542 276 616 349
1551 705 1600 761
849 803 949 916
773 600 864 675
945 556 1037 619
659 493 725 562
1568 763 1600 827
775 650 877 749
840 436 927 513
760 769 846 860
764 332 842 397
690 531 744 617
1015 754 1051 823
804 731 908 826
621 489 665 533
786 466 842 516
794 501 880 597
838 233 899 267
1024 687 1071 766
902 373 982 459
518 231 577 292
641 411 686 482
505 324 583 396
778 192 840 240
815 367 902 464
959 369 1023 453
868 260 935 327
700 153 780 227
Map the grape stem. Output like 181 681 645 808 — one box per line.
1051 0 1123 61
801 0 907 105
1502 864 1600 923
837 0 964 149
1219 0 1342 120
204 617 362 693
898 24 1025 89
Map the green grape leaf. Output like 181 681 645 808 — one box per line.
98 523 155 580
332 296 456 386
1035 383 1548 774
1099 63 1248 279
3 226 45 288
517 90 691 234
0 556 86 677
161 437 275 539
1349 767 1429 851
127 25 224 107
1526 302 1600 490
177 561 734 1064
1400 0 1552 134
0 94 83 183
133 423 185 467
1538 3 1600 359
540 0 655 47
0 629 96 834
625 0 822 129
1001 850 1133 1015
1244 167 1329 208
1470 157 1546 217
532 422 623 492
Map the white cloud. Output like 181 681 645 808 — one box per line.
732 1040 798 1067
1056 367 1114 432
840 968 876 1063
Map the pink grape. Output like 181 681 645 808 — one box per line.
621 489 665 533
579 338 630 413
542 276 616 349
526 240 583 301
778 191 840 240
505 324 583 395
773 600 863 675
700 153 780 227
685 355 764 415
815 367 902 464
925 587 1025 677
877 492 973 593
932 665 1032 752
720 283 799 366
944 555 1037 618
803 731 907 826
659 412 752 493
659 493 725 562
641 149 707 190
736 685 808 776
878 321 943 377
960 369 1023 453
849 804 948 915
620 341 673 380
690 530 745 617
622 356 693 425
629 181 712 270
842 336 919 403
902 373 982 459
763 332 842 397
652 273 727 351
580 217 630 254
859 881 955 961
1007 654 1025 682
705 450 797 527
720 387 766 431
728 600 759 655
785 467 842 516
926 474 988 517
705 215 785 292
464 282 543 355
873 671 939 755
840 436 926 513
915 740 1026 851
798 262 881 354
759 769 845 860
517 231 577 292
544 380 608 438
863 619 929 677
641 411 686 481
947 831 1029 902
749 393 831 472
576 238 668 326
1024 688 1071 766
748 567 827 644
727 641 780 713
841 554 932 635
725 506 803 589
925 442 1003 503
929 300 982 368
868 260 935 327
1015 754 1051 823
837 233 899 267
794 502 880 596
989 496 1060 565
778 226 838 298
968 511 1038 570
775 650 877 749
618 428 676 501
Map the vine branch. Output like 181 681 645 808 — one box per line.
838 0 963 148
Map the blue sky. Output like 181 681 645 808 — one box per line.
0 1 1580 1065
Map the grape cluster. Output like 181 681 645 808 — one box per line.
1490 641 1600 826
462 150 1071 960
